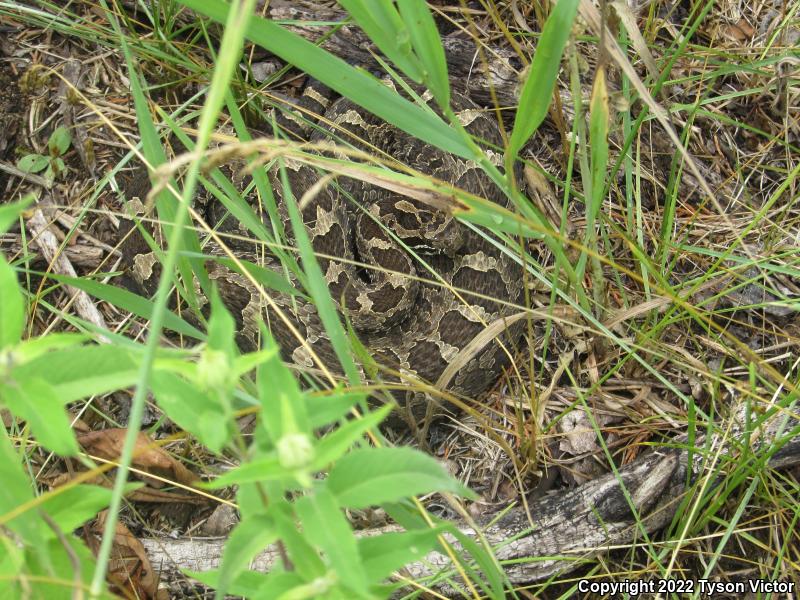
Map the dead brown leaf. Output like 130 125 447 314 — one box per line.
78 429 196 488
725 18 756 42
85 511 168 600
50 471 205 505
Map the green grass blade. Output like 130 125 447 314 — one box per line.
506 0 580 172
1 377 79 456
121 36 207 312
397 0 450 106
48 274 205 340
277 169 361 385
179 0 476 160
338 0 424 82
575 67 609 309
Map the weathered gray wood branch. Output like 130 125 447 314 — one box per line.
2 235 105 268
26 202 110 335
142 407 800 592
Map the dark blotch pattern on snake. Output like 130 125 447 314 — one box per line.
124 90 524 424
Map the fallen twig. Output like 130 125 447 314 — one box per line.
141 403 800 593
26 200 109 337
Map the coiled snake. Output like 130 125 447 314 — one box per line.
123 89 524 424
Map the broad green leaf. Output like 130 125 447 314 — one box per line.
0 427 45 544
204 288 237 382
506 0 580 168
47 274 204 340
272 499 327 580
50 157 67 178
398 0 450 106
16 153 49 174
150 370 231 454
231 346 280 379
0 195 34 234
309 404 393 471
252 571 306 598
188 569 303 599
39 484 119 535
358 526 445 583
13 333 85 364
19 538 108 600
385 502 506 597
328 447 474 509
0 547 26 597
48 126 72 156
383 500 429 528
203 455 289 489
306 391 365 430
274 574 341 600
179 0 476 160
217 514 277 597
12 345 141 403
447 525 508 597
1 377 79 456
235 481 271 522
0 258 24 348
295 487 368 594
256 332 308 444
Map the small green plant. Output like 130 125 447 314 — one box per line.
0 190 483 597
16 125 72 183
0 197 122 599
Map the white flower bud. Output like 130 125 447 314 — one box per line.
276 432 314 470
196 348 230 390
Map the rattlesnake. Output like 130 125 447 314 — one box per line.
123 88 525 424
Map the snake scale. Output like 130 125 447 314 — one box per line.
123 88 524 424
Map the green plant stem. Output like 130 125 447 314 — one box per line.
88 1 257 596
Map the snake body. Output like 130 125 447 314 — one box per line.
125 90 524 422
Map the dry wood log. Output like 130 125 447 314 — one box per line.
2 235 105 268
141 405 800 593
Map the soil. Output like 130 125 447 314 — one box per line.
0 61 23 189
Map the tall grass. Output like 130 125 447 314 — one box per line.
0 0 797 598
